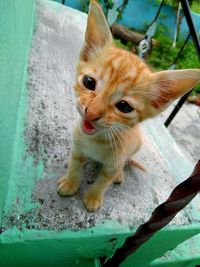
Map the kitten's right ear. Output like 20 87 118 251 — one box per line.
80 0 112 61
146 69 200 117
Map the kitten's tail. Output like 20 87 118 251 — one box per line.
127 158 147 172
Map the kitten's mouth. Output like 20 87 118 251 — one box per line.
81 119 98 135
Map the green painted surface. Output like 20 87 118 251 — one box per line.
0 222 130 266
120 226 200 267
0 0 35 224
1 225 200 266
150 233 200 267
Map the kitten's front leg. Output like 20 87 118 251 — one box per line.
58 150 86 196
83 165 123 211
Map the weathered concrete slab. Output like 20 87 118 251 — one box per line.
160 101 200 164
2 0 200 232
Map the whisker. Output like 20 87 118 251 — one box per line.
107 129 116 167
113 126 134 179
110 128 119 171
115 122 133 132
114 126 134 152
104 129 109 154
112 126 126 155
115 124 139 145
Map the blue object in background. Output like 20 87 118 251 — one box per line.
55 0 200 40
64 0 82 10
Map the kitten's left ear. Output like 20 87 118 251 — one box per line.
147 69 200 117
80 0 112 61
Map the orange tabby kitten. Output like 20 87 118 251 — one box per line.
58 0 200 211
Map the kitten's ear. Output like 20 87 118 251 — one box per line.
80 0 112 61
147 69 200 117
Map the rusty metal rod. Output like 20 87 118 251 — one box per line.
101 161 200 267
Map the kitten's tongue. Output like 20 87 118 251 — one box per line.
81 119 96 135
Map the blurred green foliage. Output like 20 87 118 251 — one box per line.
191 1 200 14
147 29 200 94
114 28 200 94
79 0 128 19
157 0 200 14
114 39 133 50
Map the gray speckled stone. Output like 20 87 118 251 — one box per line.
3 0 199 232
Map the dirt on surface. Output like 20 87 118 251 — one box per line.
2 0 199 233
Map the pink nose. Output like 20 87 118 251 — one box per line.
85 107 101 121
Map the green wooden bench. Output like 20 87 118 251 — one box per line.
0 1 200 266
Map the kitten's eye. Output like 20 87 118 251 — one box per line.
116 101 134 113
83 75 96 90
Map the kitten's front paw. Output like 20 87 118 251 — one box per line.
57 177 80 196
113 170 124 184
83 192 103 212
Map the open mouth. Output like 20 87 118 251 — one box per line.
81 119 98 135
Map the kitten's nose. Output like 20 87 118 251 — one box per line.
85 107 101 121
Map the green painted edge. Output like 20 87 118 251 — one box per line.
0 221 130 266
2 0 44 216
120 225 200 267
0 0 35 225
150 233 200 267
1 224 200 266
151 256 200 267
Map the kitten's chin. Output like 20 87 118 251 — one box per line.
81 119 99 135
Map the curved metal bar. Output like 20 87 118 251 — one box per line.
101 161 200 267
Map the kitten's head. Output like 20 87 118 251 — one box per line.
74 0 200 135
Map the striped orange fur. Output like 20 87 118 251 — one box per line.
58 0 200 211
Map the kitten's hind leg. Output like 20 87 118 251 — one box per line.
58 152 86 196
113 158 146 184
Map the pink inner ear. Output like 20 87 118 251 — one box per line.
151 91 175 109
151 80 177 109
